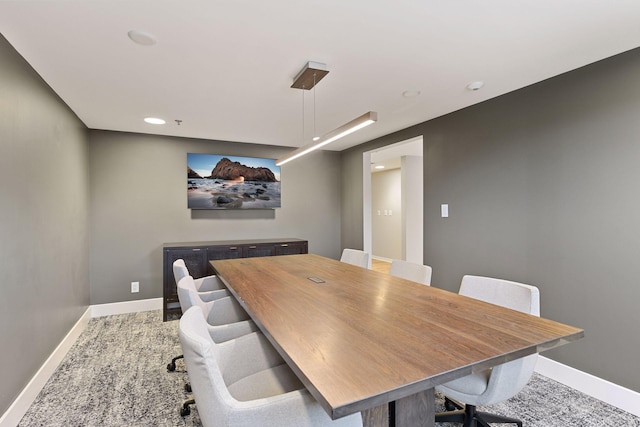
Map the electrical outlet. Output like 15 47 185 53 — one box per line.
131 281 140 293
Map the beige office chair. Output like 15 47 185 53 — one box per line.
166 272 246 371
340 248 371 269
435 275 540 427
388 259 432 285
177 275 258 342
173 258 228 299
179 305 363 427
176 275 259 415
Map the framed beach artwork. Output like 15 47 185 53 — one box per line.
187 153 281 209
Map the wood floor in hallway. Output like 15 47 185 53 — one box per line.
371 258 391 274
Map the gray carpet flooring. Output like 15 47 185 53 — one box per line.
18 310 640 426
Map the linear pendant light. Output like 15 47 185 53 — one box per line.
277 62 378 166
276 111 378 166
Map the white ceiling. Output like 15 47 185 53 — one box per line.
2 1 640 152
371 136 422 172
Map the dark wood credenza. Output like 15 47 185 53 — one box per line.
162 238 308 321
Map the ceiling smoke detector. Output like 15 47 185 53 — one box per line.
466 81 485 91
128 30 157 46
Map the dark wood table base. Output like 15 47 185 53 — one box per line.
362 389 435 427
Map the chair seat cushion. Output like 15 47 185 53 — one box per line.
227 363 304 401
440 369 491 395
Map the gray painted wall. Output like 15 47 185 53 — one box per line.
341 47 640 392
0 35 90 414
89 131 342 304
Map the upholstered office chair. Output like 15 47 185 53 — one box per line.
340 248 371 269
435 275 540 427
167 260 230 372
177 276 258 341
168 276 258 371
179 306 363 427
173 258 228 299
175 276 260 415
388 259 432 285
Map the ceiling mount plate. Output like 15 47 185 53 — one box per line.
291 61 329 90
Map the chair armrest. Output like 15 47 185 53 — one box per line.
217 332 285 385
200 288 230 303
195 275 226 292
228 389 363 427
208 320 259 343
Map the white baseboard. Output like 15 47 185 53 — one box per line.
0 307 92 427
90 297 162 317
536 355 640 417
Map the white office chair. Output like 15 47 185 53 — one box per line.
340 248 371 269
173 258 228 300
176 275 260 415
435 275 540 427
177 275 258 342
168 275 258 370
388 259 432 285
179 305 363 427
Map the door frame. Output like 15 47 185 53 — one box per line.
363 136 423 263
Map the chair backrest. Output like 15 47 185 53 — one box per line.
179 306 226 427
459 275 540 316
458 275 540 404
389 259 432 286
173 259 190 284
340 249 371 269
177 275 211 318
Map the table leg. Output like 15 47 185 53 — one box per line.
361 404 388 427
393 388 435 427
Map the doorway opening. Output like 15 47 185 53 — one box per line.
363 136 423 264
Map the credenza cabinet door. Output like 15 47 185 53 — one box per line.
246 243 276 258
274 241 308 256
205 245 243 274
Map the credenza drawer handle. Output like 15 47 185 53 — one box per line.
192 248 201 251
249 246 257 249
229 246 237 250
281 244 288 247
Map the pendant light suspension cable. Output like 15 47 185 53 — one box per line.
301 84 305 141
313 73 319 141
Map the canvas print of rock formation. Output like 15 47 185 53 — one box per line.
187 153 281 209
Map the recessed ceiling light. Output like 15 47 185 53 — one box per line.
402 90 421 98
466 81 485 91
144 117 165 125
128 30 157 46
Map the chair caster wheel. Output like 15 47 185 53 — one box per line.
180 406 191 417
185 383 192 392
444 397 458 411
167 362 176 372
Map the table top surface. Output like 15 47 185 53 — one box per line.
210 254 584 419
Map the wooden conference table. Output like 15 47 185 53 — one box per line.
210 254 583 427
